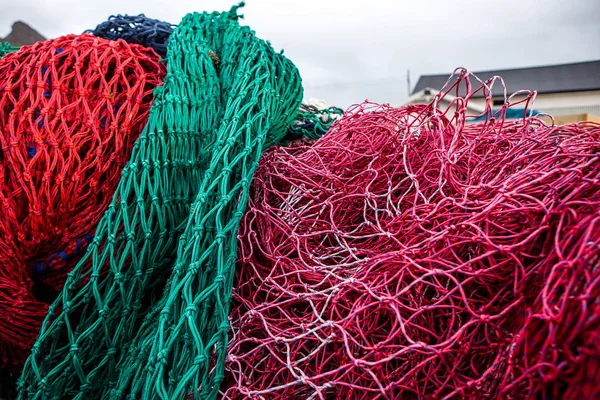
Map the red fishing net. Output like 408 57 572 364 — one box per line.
0 34 165 369
224 71 600 399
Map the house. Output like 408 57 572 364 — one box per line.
404 60 600 119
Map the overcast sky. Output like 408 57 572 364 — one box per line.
1 0 599 108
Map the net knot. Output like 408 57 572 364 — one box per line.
156 349 168 366
298 376 308 385
63 301 73 314
193 354 207 366
185 304 198 316
160 307 171 318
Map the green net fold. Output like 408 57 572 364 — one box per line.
0 42 19 58
18 4 302 399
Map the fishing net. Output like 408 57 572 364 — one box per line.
87 14 176 57
285 103 343 141
18 4 302 399
0 34 164 370
223 71 600 399
0 43 19 59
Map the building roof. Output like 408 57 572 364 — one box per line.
0 21 45 47
412 60 600 98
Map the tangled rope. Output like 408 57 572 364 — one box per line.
285 103 343 141
0 34 164 371
223 71 600 399
87 14 176 57
18 4 302 399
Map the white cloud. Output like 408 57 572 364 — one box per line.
1 0 599 107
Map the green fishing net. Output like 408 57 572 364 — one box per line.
18 4 302 399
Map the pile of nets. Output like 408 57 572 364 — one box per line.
223 71 600 398
0 34 164 370
18 4 302 399
87 14 175 58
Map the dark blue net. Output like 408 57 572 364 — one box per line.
87 14 175 57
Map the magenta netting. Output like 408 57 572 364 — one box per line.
223 70 600 399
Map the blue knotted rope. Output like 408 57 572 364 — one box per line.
87 14 175 57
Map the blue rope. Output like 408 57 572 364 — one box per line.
33 233 94 276
468 108 541 122
86 14 175 57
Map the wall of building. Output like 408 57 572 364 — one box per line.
530 90 600 107
468 90 600 116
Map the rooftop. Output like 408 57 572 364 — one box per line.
0 21 46 47
412 60 600 97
